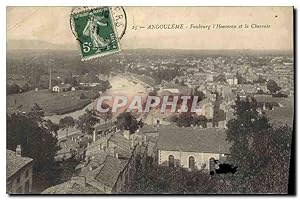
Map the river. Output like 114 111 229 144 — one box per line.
44 74 148 138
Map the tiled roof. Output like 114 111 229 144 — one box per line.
6 150 33 180
73 131 148 192
77 132 134 189
254 95 292 104
95 155 125 187
265 107 294 127
157 126 231 154
139 124 158 134
42 182 104 194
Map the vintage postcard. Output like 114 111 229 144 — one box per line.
6 6 294 194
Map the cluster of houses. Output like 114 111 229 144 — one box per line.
7 54 293 194
51 73 110 93
40 120 234 194
52 84 76 93
143 67 293 130
42 126 152 194
7 89 293 194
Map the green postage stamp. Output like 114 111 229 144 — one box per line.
71 7 121 61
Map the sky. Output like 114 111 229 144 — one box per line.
7 6 293 50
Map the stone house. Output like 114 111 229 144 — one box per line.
6 146 33 194
43 130 149 194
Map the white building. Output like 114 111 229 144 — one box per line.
156 126 231 173
52 84 72 93
52 85 60 92
226 76 238 85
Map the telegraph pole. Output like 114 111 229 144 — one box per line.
48 60 52 91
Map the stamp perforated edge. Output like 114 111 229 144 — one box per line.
70 6 122 61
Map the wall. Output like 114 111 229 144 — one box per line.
7 162 33 194
158 149 222 171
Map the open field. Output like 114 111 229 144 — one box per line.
7 89 99 116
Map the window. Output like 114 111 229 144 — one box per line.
209 157 216 175
25 181 30 193
168 155 175 167
188 156 195 169
16 176 20 184
25 170 29 178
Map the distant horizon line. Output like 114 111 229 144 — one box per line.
6 39 293 52
6 47 293 52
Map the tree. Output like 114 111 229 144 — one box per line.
45 120 60 137
195 115 208 128
97 103 113 128
27 103 45 124
28 66 42 87
247 125 292 193
128 165 218 194
59 116 75 137
176 113 193 127
214 73 227 83
116 112 139 134
225 95 292 193
267 79 281 94
30 103 44 116
64 71 78 86
152 68 181 85
172 113 207 128
253 75 266 84
19 83 30 93
7 112 59 173
76 109 100 135
236 72 248 84
194 88 206 102
7 83 20 94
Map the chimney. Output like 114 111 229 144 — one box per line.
115 153 119 159
71 176 86 187
144 135 147 142
71 137 74 141
93 130 96 142
48 67 52 90
16 145 22 157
